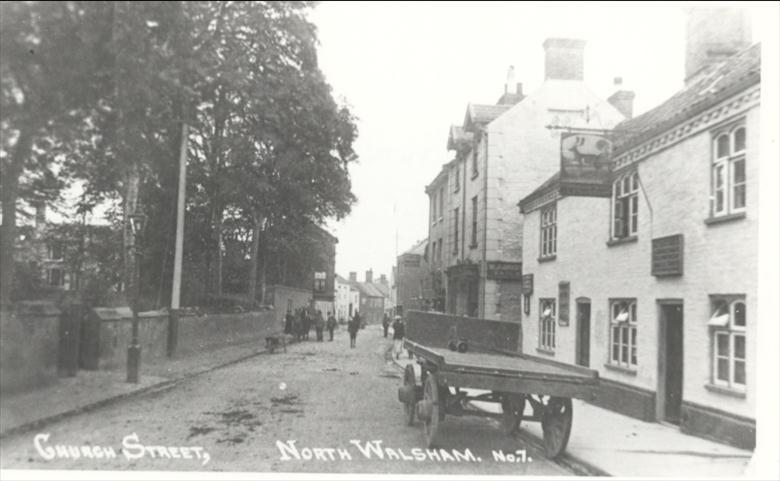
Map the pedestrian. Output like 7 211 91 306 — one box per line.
303 310 311 341
284 310 294 335
293 310 303 342
382 313 390 338
392 315 405 359
348 311 360 348
326 312 337 341
315 310 325 342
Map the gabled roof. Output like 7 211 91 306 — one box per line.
447 125 474 151
613 43 760 155
354 282 384 298
465 103 512 129
402 239 427 257
371 282 390 298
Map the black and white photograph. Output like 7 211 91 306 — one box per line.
1 2 778 480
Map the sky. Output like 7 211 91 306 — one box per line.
309 1 769 281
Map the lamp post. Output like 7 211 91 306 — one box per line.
127 209 147 383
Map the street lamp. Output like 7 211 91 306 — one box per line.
127 209 147 383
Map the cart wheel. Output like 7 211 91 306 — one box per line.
421 372 440 448
402 364 417 426
500 393 526 434
541 396 573 459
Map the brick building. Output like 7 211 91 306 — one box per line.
426 38 625 321
518 10 757 449
395 239 431 315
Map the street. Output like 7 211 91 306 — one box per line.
0 325 568 475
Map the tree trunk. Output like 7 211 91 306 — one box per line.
0 127 34 308
247 216 261 303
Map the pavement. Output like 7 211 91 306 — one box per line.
0 335 295 439
391 354 755 478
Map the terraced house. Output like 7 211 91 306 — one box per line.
426 38 625 321
517 9 757 449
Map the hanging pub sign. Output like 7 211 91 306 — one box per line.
559 131 613 197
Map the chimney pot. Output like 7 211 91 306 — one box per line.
543 38 586 81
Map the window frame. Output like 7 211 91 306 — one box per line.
711 124 747 218
538 298 557 351
539 203 557 259
611 171 639 240
608 298 637 368
710 297 747 391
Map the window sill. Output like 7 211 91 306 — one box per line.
537 255 557 263
536 348 555 356
606 235 638 247
603 363 638 375
704 212 746 226
705 383 746 399
471 172 479 180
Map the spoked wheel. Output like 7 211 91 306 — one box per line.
402 364 417 426
540 396 573 459
419 371 440 448
500 393 526 434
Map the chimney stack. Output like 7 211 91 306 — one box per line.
379 274 387 285
365 269 373 283
349 272 357 282
543 38 586 81
607 77 635 119
497 66 524 105
685 7 751 85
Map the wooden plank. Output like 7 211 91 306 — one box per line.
406 310 520 352
439 371 598 400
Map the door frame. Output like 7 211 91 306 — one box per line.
575 297 591 367
656 299 684 423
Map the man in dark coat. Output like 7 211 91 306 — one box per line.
392 315 405 359
382 313 390 338
326 312 337 341
315 310 325 342
348 311 361 348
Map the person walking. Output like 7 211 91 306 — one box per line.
315 310 325 342
382 313 390 338
348 311 360 348
326 312 337 341
293 309 303 342
392 315 405 359
284 310 294 335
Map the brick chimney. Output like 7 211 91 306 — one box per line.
349 272 357 282
543 38 586 81
379 274 387 285
365 269 373 283
607 77 635 119
497 65 524 105
685 7 751 85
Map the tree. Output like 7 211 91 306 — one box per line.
1 1 114 307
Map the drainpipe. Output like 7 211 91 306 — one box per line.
482 130 489 319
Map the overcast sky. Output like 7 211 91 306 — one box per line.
310 1 769 281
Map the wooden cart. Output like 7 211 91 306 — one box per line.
396 311 599 459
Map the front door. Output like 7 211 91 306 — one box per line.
576 301 591 367
661 303 684 424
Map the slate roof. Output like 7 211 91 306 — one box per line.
466 103 512 127
402 239 428 257
613 43 761 155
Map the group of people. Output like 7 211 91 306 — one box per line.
284 308 338 342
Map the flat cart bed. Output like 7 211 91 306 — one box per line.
396 311 600 460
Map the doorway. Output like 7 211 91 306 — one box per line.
576 299 591 367
658 301 684 424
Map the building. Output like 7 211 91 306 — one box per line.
517 9 757 449
334 274 359 324
311 225 338 316
426 38 626 321
395 239 432 314
346 270 388 325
